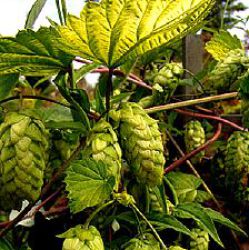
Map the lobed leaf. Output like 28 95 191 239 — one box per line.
58 0 215 68
0 28 74 76
205 30 242 61
65 159 115 213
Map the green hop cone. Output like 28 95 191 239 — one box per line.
148 187 163 213
206 49 248 90
184 120 205 164
152 62 183 88
58 225 104 250
169 246 187 250
190 228 209 250
123 233 160 250
110 102 165 187
0 112 49 210
225 131 249 203
82 119 122 190
143 63 183 106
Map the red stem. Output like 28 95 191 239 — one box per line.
164 123 222 174
73 58 152 90
175 109 245 131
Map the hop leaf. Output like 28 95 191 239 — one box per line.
65 159 115 213
110 102 165 187
0 112 49 210
58 225 104 250
82 119 122 190
57 0 215 68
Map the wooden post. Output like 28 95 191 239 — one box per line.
183 34 203 79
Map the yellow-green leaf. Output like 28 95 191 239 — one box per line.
58 0 215 68
205 30 242 61
0 28 74 76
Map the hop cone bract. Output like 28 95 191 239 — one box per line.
225 131 249 203
190 228 209 250
58 225 104 250
110 102 165 187
0 112 49 210
82 119 122 190
123 233 160 250
184 120 205 164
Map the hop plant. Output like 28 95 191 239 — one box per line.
225 131 249 203
206 49 249 90
189 228 209 250
58 225 104 250
184 120 205 164
123 233 160 250
110 102 165 187
82 119 122 190
0 112 49 210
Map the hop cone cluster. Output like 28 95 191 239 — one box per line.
184 120 205 164
110 102 165 187
189 228 209 250
225 131 249 203
206 49 249 90
123 233 160 250
58 225 104 250
0 112 49 210
82 119 122 190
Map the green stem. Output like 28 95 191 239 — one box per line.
220 0 230 29
146 92 238 113
163 177 179 206
131 203 168 250
61 0 67 24
145 186 150 214
55 0 64 25
106 68 114 113
84 200 115 228
131 206 144 237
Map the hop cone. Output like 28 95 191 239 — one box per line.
148 187 163 213
0 112 49 210
141 63 183 107
123 233 160 250
206 49 248 90
225 131 249 203
58 225 104 250
190 228 209 250
169 246 187 250
184 120 205 164
82 119 122 190
110 102 165 187
151 62 183 87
